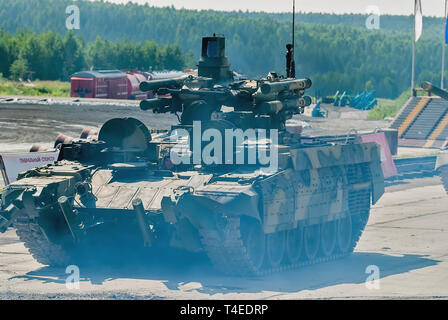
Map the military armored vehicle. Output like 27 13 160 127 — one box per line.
421 81 448 194
0 35 385 275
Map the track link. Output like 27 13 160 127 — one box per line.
199 185 370 276
14 214 72 266
199 214 367 277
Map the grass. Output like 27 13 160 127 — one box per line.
0 79 70 97
0 78 432 120
367 90 412 120
367 89 431 120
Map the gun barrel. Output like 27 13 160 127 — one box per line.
261 78 312 95
421 81 448 101
140 75 189 92
140 97 173 111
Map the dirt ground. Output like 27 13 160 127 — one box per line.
1 176 447 299
0 101 178 152
300 103 390 136
1 100 447 300
0 101 389 152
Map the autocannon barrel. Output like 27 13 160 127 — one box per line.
139 75 190 92
421 81 448 101
260 78 312 95
140 97 173 111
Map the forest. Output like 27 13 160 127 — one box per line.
0 30 191 81
0 0 446 98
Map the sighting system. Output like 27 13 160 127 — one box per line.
139 32 312 132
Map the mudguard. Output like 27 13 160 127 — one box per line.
164 182 261 233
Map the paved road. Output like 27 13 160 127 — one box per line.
1 176 447 299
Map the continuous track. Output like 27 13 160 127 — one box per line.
199 217 367 276
14 214 72 266
199 168 371 276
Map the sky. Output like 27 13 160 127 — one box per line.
98 0 447 17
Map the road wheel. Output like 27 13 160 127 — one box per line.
241 218 266 272
337 215 353 254
266 231 286 268
320 220 337 257
304 223 320 261
286 224 303 264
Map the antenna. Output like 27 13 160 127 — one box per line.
291 0 296 78
285 0 296 78
292 0 295 50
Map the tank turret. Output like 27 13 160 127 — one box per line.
138 36 313 131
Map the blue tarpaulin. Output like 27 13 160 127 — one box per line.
312 101 326 117
350 90 378 110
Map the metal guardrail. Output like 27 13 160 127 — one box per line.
393 156 436 174
386 156 437 185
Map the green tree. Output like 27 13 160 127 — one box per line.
159 44 185 70
19 33 45 79
9 58 28 80
365 80 374 91
40 31 64 80
1 0 445 98
62 31 86 80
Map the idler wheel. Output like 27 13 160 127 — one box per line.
286 224 304 264
266 230 286 268
337 215 353 254
241 218 266 272
320 220 337 257
304 223 321 261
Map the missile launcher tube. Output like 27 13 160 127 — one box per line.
140 97 173 111
260 78 312 95
140 75 190 92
